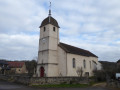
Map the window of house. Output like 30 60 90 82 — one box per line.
73 58 76 68
90 61 91 69
53 27 55 32
44 27 46 32
83 60 86 68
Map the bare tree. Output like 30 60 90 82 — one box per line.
76 67 83 77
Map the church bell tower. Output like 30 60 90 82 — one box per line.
36 3 60 77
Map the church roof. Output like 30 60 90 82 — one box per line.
40 16 60 28
59 42 98 58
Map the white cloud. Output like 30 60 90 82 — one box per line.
0 0 120 62
0 33 39 60
0 0 47 33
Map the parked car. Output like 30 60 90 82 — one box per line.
116 73 120 81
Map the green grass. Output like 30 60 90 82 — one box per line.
32 84 90 88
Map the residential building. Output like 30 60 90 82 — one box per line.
8 61 28 74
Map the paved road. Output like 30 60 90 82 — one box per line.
0 80 116 90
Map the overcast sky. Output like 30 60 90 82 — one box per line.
0 0 120 62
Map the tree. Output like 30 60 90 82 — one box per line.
25 60 37 76
76 67 83 77
93 70 106 81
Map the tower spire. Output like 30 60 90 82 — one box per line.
49 1 51 16
49 1 51 22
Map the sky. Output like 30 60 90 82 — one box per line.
0 0 120 62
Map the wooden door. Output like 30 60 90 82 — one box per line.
40 67 44 77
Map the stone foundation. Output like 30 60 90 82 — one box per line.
31 77 88 85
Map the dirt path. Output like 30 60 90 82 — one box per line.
92 82 106 87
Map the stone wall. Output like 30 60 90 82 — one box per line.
31 77 88 85
0 75 30 85
0 75 89 85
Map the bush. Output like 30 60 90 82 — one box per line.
93 70 106 82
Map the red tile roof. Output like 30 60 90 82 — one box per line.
8 61 25 68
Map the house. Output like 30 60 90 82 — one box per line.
0 60 10 74
8 61 28 74
36 8 102 77
117 59 120 73
117 59 120 67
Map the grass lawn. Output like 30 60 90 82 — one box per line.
32 83 90 88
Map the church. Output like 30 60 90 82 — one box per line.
36 8 101 77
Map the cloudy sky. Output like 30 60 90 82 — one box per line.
0 0 120 62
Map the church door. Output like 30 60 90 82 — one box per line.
40 67 44 77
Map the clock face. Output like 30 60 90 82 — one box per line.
42 38 46 42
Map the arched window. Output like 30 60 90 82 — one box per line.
73 58 76 68
44 27 46 32
53 27 55 32
90 61 91 69
83 60 86 68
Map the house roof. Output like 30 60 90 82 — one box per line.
40 16 60 28
59 42 98 58
117 59 120 63
8 61 25 68
0 60 8 65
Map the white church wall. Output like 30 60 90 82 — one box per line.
48 37 58 50
39 24 59 51
48 50 58 63
66 53 98 77
58 47 67 76
40 24 59 40
40 25 49 39
47 64 59 77
67 53 81 76
39 37 49 51
49 24 59 39
37 51 49 64
36 65 40 77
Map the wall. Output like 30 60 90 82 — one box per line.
67 53 99 77
21 64 28 73
58 47 67 76
0 75 89 85
10 64 28 74
31 77 88 85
